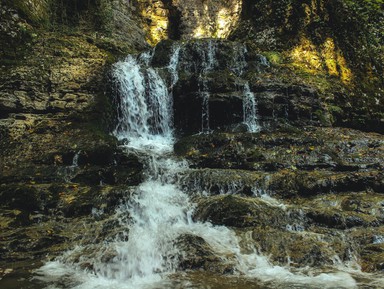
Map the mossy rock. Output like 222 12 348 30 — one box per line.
11 0 50 24
175 234 236 274
361 243 384 271
194 195 286 228
251 226 351 267
55 184 129 217
0 183 57 212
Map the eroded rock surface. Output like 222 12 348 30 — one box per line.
137 0 242 44
0 0 146 274
176 125 384 272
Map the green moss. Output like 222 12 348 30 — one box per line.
328 105 343 115
247 149 265 162
314 109 330 126
91 36 137 60
263 51 283 65
94 0 114 34
12 0 51 25
344 0 384 14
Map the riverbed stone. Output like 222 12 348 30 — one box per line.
176 234 236 274
194 195 287 228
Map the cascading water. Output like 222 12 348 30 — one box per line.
36 40 378 289
112 53 173 150
197 40 217 133
168 44 181 88
242 83 259 132
231 44 260 132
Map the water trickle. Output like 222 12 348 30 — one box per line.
112 55 150 141
38 47 191 287
243 83 260 132
93 180 190 280
145 67 173 136
198 40 217 133
229 43 260 132
373 235 384 244
61 150 81 182
72 151 80 167
258 54 270 68
168 44 181 88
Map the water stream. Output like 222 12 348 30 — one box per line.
34 41 382 289
198 40 216 133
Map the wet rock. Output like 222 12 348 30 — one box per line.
175 127 384 173
175 234 235 274
0 209 30 228
182 168 384 201
346 227 384 272
270 170 384 197
0 184 57 212
301 193 384 229
194 195 286 228
0 113 144 187
62 150 143 186
0 198 131 265
182 168 268 196
0 0 147 268
231 0 384 133
0 0 383 279
55 185 133 218
250 227 352 267
361 244 384 271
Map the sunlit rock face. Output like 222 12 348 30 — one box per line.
137 0 171 45
137 0 242 44
173 0 242 39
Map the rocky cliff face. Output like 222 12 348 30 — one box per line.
231 0 384 132
0 0 383 285
0 0 146 273
138 0 384 131
136 0 242 44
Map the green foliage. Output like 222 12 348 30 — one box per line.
49 0 93 28
343 0 384 35
11 0 51 25
47 0 112 33
94 0 113 34
263 51 283 65
345 0 384 11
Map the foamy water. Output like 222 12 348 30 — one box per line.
34 41 383 289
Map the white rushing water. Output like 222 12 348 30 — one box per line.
37 42 362 289
112 53 173 151
242 83 260 132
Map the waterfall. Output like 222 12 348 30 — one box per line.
112 55 150 140
198 40 217 133
231 44 260 132
168 44 181 88
243 83 260 132
112 53 173 151
36 41 365 289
